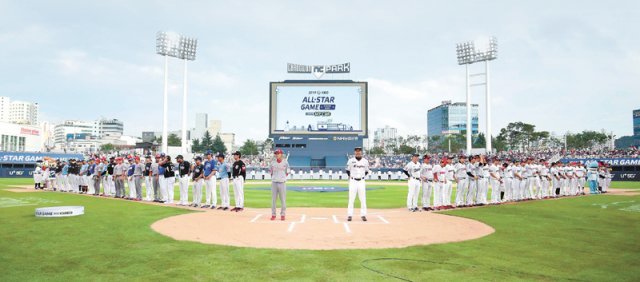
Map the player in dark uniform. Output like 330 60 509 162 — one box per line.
231 151 246 212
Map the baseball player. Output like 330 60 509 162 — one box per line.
160 156 176 204
346 147 369 221
231 151 246 212
68 159 79 193
454 155 468 207
575 163 586 195
202 151 218 209
133 156 143 201
113 157 126 198
176 155 191 206
403 153 422 212
269 149 289 220
539 161 552 198
465 156 479 206
420 155 434 211
93 158 103 196
191 156 204 207
126 158 136 199
501 161 511 202
151 155 161 202
512 160 523 201
216 153 231 210
157 154 167 203
105 157 116 197
433 158 445 210
143 156 153 201
489 158 501 204
443 157 455 209
476 156 489 205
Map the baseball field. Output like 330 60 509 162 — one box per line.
1 178 639 281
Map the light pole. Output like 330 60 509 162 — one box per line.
456 37 498 154
156 31 198 153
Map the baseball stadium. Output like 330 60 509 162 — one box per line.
2 1 640 282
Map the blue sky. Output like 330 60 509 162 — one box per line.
1 0 639 143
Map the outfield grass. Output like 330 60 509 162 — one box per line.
0 178 639 281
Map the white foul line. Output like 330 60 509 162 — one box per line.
377 215 389 224
287 222 296 232
300 214 306 223
249 214 263 223
343 222 351 233
310 217 328 220
332 215 339 224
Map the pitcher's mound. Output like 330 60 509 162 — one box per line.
151 208 494 250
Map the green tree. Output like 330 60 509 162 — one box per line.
368 146 385 155
191 138 202 153
212 134 227 154
239 139 259 155
167 134 181 146
496 122 549 151
566 130 609 149
474 133 486 148
261 138 274 154
100 143 115 152
201 131 213 151
397 144 416 154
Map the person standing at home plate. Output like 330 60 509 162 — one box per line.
346 147 370 221
403 153 422 212
420 155 434 211
269 149 289 221
231 151 246 212
216 153 231 210
191 156 204 207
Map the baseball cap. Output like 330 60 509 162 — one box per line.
195 156 202 161
176 155 183 160
217 153 225 158
423 154 431 159
354 147 362 151
274 149 283 154
232 151 241 156
412 153 419 157
205 150 212 156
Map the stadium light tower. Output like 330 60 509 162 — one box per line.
456 36 498 154
156 31 198 153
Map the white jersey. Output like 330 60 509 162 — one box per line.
404 161 422 179
420 163 434 180
481 164 490 178
488 164 500 180
346 157 370 179
505 165 513 178
575 167 586 178
454 162 467 179
539 166 549 176
446 164 455 181
513 165 522 178
433 164 445 182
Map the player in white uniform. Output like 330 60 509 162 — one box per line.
466 156 479 206
432 158 445 210
346 147 370 221
502 161 513 202
444 158 455 208
476 156 488 205
512 160 523 201
403 154 422 212
575 163 586 195
539 161 551 198
420 155 434 211
454 155 468 207
489 159 501 204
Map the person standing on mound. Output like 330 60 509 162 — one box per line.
269 149 289 221
346 147 370 222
